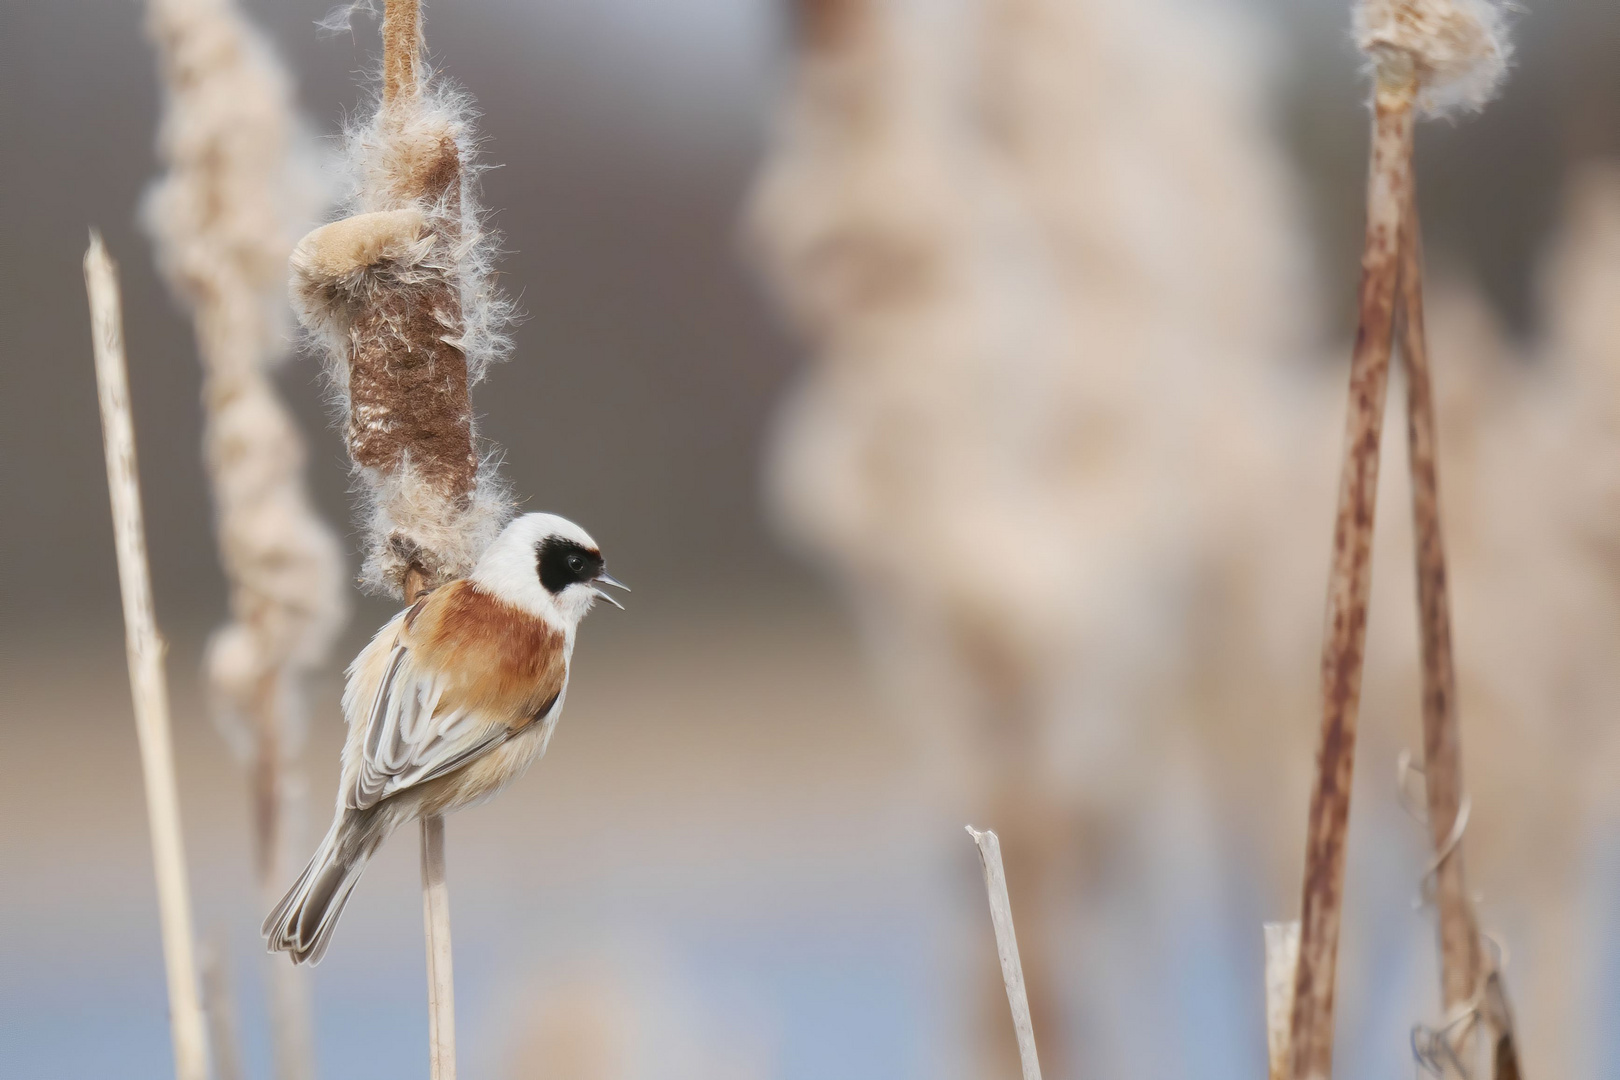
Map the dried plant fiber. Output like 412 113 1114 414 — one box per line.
1356 0 1508 116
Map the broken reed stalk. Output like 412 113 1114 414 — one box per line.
967 827 1044 1080
86 233 211 1080
1265 922 1301 1080
1286 68 1414 1080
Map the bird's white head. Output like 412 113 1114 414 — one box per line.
469 513 627 630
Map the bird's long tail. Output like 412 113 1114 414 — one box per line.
263 806 390 965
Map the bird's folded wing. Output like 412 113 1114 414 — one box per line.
346 644 511 810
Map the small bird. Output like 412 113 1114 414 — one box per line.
264 512 625 964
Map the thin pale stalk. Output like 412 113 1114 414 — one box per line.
421 814 456 1080
264 936 316 1080
981 782 1068 1080
1287 73 1415 1080
249 685 315 1080
967 827 1044 1080
254 703 316 1080
201 934 246 1080
1265 922 1300 1080
85 233 211 1080
1397 187 1483 1026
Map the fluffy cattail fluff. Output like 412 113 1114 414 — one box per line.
290 0 513 597
755 0 1012 690
143 0 347 750
1355 0 1509 114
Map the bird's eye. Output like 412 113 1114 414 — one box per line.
566 554 585 574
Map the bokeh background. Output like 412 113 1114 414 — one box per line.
4 0 1620 1078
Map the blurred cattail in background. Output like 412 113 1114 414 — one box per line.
749 0 1315 1071
501 962 766 1080
141 0 346 1075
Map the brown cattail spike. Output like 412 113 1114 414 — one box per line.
290 0 511 599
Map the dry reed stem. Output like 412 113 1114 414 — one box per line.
1265 922 1301 1080
1398 135 1525 1080
1287 71 1415 1080
1396 189 1485 1039
201 934 247 1080
979 772 1071 1079
86 233 211 1080
421 814 456 1080
967 827 1044 1080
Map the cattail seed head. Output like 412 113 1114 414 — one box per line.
290 3 514 598
1355 0 1509 115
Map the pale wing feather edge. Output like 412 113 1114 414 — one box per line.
346 643 510 810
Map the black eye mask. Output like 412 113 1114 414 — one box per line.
536 537 604 594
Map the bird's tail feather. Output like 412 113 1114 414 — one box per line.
263 806 388 965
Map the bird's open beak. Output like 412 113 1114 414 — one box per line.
592 572 629 610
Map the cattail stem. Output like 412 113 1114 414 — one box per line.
967 827 1044 1080
86 233 211 1080
382 0 422 103
1396 187 1483 1019
421 814 456 1080
412 568 456 1080
1397 119 1525 1080
201 934 246 1080
1287 70 1415 1080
